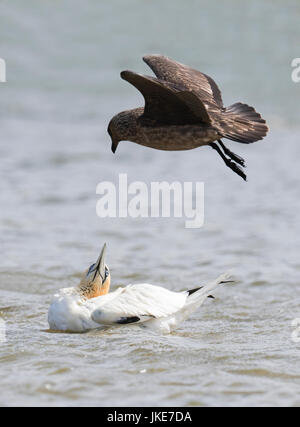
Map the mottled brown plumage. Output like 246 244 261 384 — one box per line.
108 55 269 180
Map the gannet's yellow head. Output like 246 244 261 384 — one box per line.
79 243 111 299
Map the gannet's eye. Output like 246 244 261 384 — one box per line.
105 266 109 278
87 263 96 276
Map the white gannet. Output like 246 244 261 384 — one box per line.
48 244 232 333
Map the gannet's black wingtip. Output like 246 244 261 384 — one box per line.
116 316 140 324
187 287 214 298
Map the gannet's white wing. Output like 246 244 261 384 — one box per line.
91 284 187 325
145 272 233 333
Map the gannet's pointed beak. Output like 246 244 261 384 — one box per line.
94 243 106 283
80 243 110 298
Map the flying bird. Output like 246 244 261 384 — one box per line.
108 55 269 181
48 244 232 333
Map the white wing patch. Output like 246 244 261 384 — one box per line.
91 284 187 325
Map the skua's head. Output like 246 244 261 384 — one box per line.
107 109 139 153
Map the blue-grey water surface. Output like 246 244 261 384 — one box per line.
0 0 300 406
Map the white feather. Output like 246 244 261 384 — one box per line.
48 273 231 333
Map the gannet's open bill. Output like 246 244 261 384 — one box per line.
48 244 234 333
107 54 269 181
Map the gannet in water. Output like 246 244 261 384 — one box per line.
48 244 232 333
